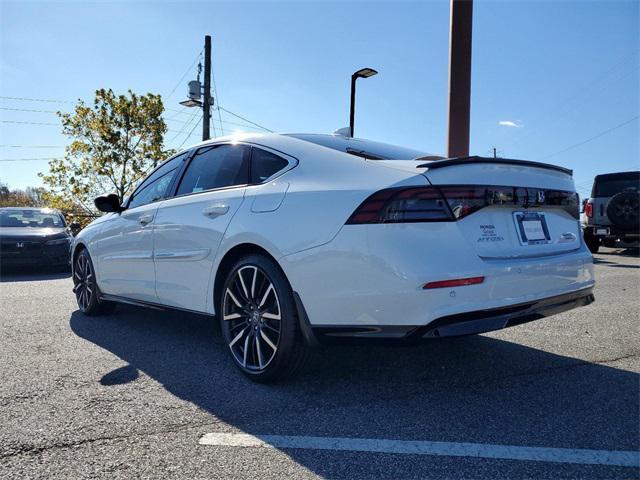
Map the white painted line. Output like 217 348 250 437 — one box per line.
199 432 640 468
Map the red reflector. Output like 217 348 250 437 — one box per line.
423 276 485 289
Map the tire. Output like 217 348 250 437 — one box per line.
606 192 640 231
584 231 600 253
73 249 116 316
219 254 307 383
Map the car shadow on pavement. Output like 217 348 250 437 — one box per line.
70 306 639 478
593 254 640 269
0 269 71 282
598 248 640 258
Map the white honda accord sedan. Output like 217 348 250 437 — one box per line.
72 132 595 382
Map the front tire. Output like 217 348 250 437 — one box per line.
73 249 115 316
219 254 307 383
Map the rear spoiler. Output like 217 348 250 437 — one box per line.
416 156 573 176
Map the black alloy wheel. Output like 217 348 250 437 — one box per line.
73 249 115 315
219 254 307 382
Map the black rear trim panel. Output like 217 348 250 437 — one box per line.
311 288 594 344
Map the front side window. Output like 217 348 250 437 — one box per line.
251 148 289 183
128 152 187 209
177 144 250 195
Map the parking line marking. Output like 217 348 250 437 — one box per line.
199 433 639 467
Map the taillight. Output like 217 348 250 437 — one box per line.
346 185 580 224
584 201 593 218
345 187 453 224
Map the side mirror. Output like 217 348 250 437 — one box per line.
580 198 588 213
69 221 81 233
94 194 123 213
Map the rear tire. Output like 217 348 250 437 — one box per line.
73 249 116 316
219 254 307 383
584 231 600 253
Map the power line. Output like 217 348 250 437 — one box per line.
177 118 202 149
165 114 266 132
0 95 74 104
217 106 273 132
0 145 65 148
1 120 59 126
508 52 639 147
542 116 639 160
165 51 202 100
167 109 200 143
211 62 224 135
0 157 61 162
0 106 60 114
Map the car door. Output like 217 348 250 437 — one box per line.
94 153 188 302
153 143 251 312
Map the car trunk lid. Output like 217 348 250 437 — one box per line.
417 157 581 259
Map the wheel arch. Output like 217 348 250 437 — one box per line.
71 241 88 275
212 242 282 317
211 241 318 347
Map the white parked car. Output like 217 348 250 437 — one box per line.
72 132 595 382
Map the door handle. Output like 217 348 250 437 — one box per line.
138 214 154 225
203 204 229 217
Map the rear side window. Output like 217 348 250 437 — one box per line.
251 148 289 183
177 144 250 195
128 153 187 209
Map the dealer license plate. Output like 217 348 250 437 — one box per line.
513 212 550 245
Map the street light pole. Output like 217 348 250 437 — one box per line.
349 75 357 138
203 35 212 141
349 67 378 138
446 0 473 158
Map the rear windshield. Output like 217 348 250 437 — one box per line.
593 174 640 197
0 209 65 228
288 134 429 160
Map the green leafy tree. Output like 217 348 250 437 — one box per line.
0 182 47 207
40 89 174 214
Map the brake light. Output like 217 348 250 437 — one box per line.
346 185 579 224
423 276 485 289
345 187 453 224
584 201 593 218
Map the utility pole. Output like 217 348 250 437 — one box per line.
203 35 212 141
446 0 473 158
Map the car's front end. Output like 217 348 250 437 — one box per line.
281 155 595 342
0 208 73 271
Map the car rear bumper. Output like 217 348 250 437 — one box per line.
311 287 594 342
282 223 595 330
587 225 639 242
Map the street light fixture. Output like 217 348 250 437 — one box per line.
179 98 202 108
349 67 378 137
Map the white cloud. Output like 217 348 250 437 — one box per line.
498 120 523 128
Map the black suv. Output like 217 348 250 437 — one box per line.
582 171 640 253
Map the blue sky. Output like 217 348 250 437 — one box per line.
1 0 638 200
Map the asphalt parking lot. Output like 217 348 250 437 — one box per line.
1 248 638 479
